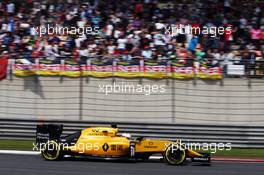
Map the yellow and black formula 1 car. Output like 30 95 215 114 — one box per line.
36 124 210 165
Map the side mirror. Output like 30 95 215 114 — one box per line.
135 136 144 141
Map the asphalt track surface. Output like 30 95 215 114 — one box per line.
0 154 263 175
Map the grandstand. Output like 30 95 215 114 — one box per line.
0 0 263 72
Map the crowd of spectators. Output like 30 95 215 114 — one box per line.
0 0 264 68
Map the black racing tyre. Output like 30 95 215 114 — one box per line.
164 144 186 165
41 140 63 161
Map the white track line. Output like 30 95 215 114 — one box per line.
0 150 161 158
150 156 163 160
0 150 40 155
0 150 162 159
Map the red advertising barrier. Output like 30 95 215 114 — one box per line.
0 57 8 81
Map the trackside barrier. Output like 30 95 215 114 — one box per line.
0 118 263 148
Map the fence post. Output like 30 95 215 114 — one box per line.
8 59 15 81
79 62 84 121
139 59 144 84
171 78 176 123
112 59 117 84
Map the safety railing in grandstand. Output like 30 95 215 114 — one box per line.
7 55 264 80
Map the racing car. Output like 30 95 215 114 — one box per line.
36 124 210 165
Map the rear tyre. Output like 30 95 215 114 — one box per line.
164 144 186 165
41 140 63 161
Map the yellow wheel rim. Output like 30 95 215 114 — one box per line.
41 141 60 160
165 144 186 165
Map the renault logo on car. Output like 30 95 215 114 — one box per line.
102 143 109 152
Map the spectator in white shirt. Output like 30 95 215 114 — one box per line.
7 3 15 14
142 46 152 60
79 46 90 61
107 40 116 55
105 22 114 38
117 36 127 51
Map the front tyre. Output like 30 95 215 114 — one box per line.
164 144 186 165
41 140 63 161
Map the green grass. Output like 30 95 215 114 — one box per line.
0 140 263 158
213 148 264 158
0 140 34 151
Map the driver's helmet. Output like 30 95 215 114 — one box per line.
121 133 131 139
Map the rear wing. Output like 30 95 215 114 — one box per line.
36 124 63 144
